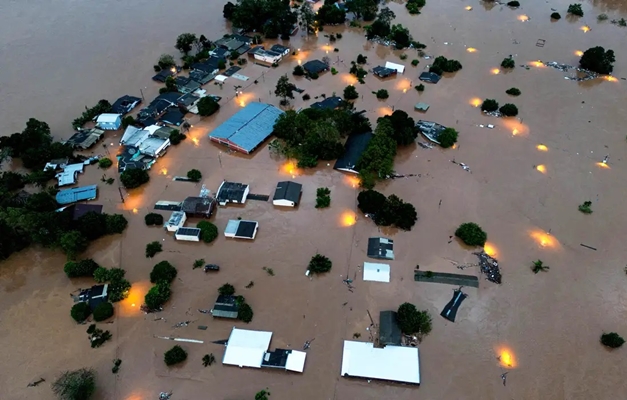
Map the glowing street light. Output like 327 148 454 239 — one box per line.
536 144 548 151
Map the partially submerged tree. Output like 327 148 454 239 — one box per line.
197 220 218 243
438 128 458 148
70 302 92 323
164 345 188 366
551 12 562 20
145 213 164 226
120 168 149 189
145 241 163 258
255 389 271 400
481 99 499 112
219 283 236 296
93 301 114 322
315 187 331 208
52 368 96 400
396 302 432 338
499 104 519 117
579 46 616 74
144 281 171 310
275 75 295 106
531 259 549 273
429 56 462 74
455 222 487 246
501 57 515 69
238 302 254 323
579 201 593 214
150 261 178 284
293 65 305 76
506 87 521 96
567 3 583 17
601 332 625 349
187 169 202 182
343 85 359 100
357 190 387 214
197 97 220 117
158 54 176 69
308 254 332 274
175 33 197 55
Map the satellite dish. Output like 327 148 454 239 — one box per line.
128 148 136 155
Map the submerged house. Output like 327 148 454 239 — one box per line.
96 114 122 130
70 204 103 221
341 341 420 384
379 311 402 346
416 120 447 144
65 128 105 150
164 211 187 232
174 227 201 242
210 295 240 319
77 284 109 310
116 146 156 172
363 262 391 283
224 220 259 240
302 60 329 75
175 76 201 94
181 196 216 218
384 61 405 74
273 181 302 207
56 185 98 205
120 125 170 158
333 132 373 174
222 327 307 373
372 66 397 78
310 96 343 111
419 72 441 84
367 237 394 260
216 181 249 206
111 95 142 115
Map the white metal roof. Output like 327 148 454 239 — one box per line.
341 341 420 384
223 328 273 368
96 113 121 123
363 262 390 283
385 61 405 74
285 350 307 372
139 137 169 156
215 75 228 82
56 171 77 186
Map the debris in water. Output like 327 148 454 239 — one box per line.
474 251 502 284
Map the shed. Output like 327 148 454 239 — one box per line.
363 262 390 283
379 311 402 346
341 341 420 384
414 102 430 112
216 181 250 205
181 196 216 218
209 102 283 154
372 66 397 78
56 185 98 205
175 227 201 241
419 72 441 84
96 114 122 130
385 61 405 74
333 132 373 174
77 284 109 310
165 211 187 232
310 96 343 110
273 181 302 207
210 295 239 319
65 128 105 149
224 220 259 240
367 237 394 260
302 60 329 75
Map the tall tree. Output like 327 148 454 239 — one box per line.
52 368 96 400
175 33 197 55
274 75 295 105
300 2 316 34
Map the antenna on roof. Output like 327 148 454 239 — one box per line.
200 184 210 198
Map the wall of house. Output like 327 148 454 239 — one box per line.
174 234 200 242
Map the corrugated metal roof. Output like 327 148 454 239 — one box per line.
56 185 98 205
209 102 283 153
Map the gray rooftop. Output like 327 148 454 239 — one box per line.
208 102 283 153
273 181 302 204
217 181 248 203
367 237 394 260
56 185 98 205
175 227 201 237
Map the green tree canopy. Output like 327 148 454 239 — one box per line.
343 85 359 100
499 104 519 117
308 254 332 274
145 281 171 310
93 302 114 322
275 75 295 105
579 46 615 74
70 302 92 323
120 168 149 189
396 302 432 337
438 128 458 148
164 345 188 366
238 302 254 323
145 213 164 226
357 190 387 214
481 99 499 112
197 220 218 243
197 97 220 117
187 169 202 182
60 231 89 260
150 261 178 284
52 368 96 400
219 283 236 296
455 222 487 246
377 110 417 146
601 332 625 349
175 33 197 54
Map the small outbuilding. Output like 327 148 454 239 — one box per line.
174 227 201 241
333 132 373 174
363 262 391 283
385 61 405 74
372 66 397 78
165 211 187 232
216 181 250 206
65 128 105 149
341 341 420 384
302 60 329 75
419 72 441 84
56 185 98 205
273 181 302 207
78 284 109 310
379 311 402 346
210 295 240 319
414 102 430 112
96 114 122 130
224 220 259 240
367 237 394 260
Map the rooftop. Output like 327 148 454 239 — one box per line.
363 262 391 283
372 66 396 78
160 109 185 126
175 227 201 237
419 71 441 83
384 61 405 74
56 185 98 205
65 128 105 149
341 341 420 384
270 44 290 54
225 219 259 239
208 102 284 154
379 311 402 346
216 181 249 203
302 60 329 74
117 146 155 172
111 95 142 114
273 181 302 204
181 196 215 217
71 204 103 220
211 295 239 319
333 132 373 174
310 96 343 110
367 237 394 260
96 113 120 123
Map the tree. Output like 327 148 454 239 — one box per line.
315 187 331 208
164 345 188 366
144 281 171 309
70 302 92 323
120 168 149 189
481 99 499 112
202 353 216 367
164 76 177 92
93 302 114 322
108 276 131 302
579 46 616 74
93 267 110 283
145 241 162 258
455 222 487 246
300 2 316 31
197 220 218 243
531 259 550 273
293 65 305 76
356 54 368 64
308 254 332 274
238 302 254 323
506 87 521 96
77 211 108 241
145 213 164 226
394 202 418 231
150 261 178 284
499 104 519 117
197 96 220 117
52 368 96 400
105 214 127 234
396 302 432 337
567 3 583 17
255 389 271 400
219 283 235 297
185 169 202 182
343 85 359 100
357 190 387 214
501 57 515 69
169 129 186 145
317 4 346 25
64 259 100 278
98 158 112 169
551 12 561 19
60 231 88 259
377 110 417 146
175 33 197 55
223 1 236 19
390 24 411 49
601 332 625 349
275 75 295 105
158 54 176 69
429 56 462 74
579 200 593 214
375 89 389 99
439 128 458 148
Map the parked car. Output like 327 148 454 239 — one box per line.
204 264 220 272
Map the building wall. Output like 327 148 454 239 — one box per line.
174 234 200 242
272 199 295 207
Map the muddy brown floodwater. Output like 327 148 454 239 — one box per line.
2 0 627 399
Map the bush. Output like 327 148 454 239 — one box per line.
197 220 218 243
356 54 367 64
501 57 515 69
308 254 332 274
415 84 425 92
597 13 608 21
507 0 520 6
551 12 561 19
293 65 305 76
93 302 114 322
439 128 458 148
187 169 202 182
120 168 149 189
52 368 96 400
145 213 164 226
375 89 389 99
455 222 488 246
98 158 112 169
144 281 171 310
506 87 521 96
71 302 92 323
218 283 235 296
499 103 519 117
64 259 100 278
331 67 338 75
601 332 625 349
238 302 254 323
309 71 319 80
481 99 499 112
399 54 408 60
164 345 188 366
343 85 359 100
315 187 331 208
150 261 178 284
579 201 592 214
357 190 387 214
579 46 616 75
396 302 432 337
198 96 220 117
145 241 162 258
411 59 419 66
568 3 583 17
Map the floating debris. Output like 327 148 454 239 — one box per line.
473 251 502 284
173 321 193 328
159 392 172 400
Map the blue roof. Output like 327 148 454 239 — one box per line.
56 185 98 205
209 102 284 153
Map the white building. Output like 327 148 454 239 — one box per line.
222 327 307 373
385 61 405 74
164 211 187 232
363 262 391 283
341 341 420 384
174 227 201 241
224 220 258 240
216 181 250 206
96 113 122 130
272 181 302 207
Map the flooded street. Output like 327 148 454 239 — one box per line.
1 0 627 399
